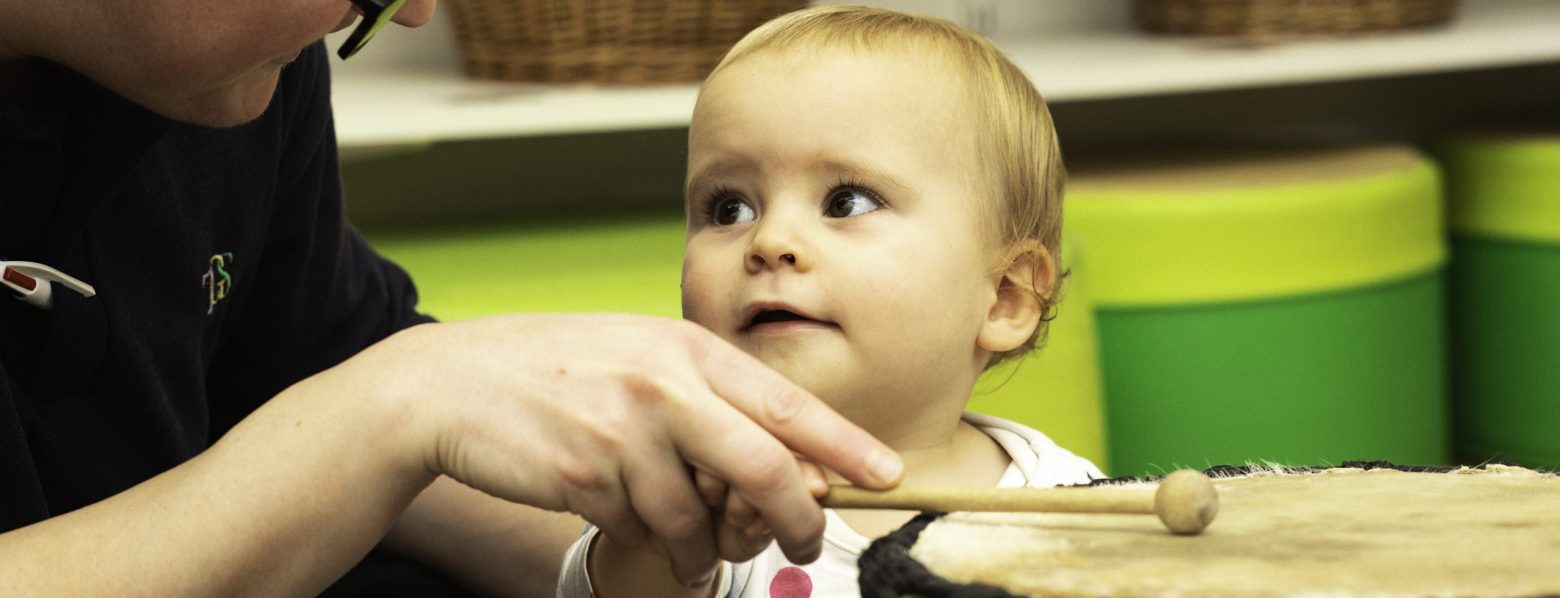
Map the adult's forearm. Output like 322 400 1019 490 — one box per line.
0 369 436 596
385 476 584 598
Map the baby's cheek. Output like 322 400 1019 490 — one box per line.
679 262 728 323
683 306 716 329
678 289 722 331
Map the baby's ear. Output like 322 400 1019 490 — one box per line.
977 240 1056 354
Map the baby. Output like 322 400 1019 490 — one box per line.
560 5 1100 596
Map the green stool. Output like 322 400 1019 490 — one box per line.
368 216 686 320
1439 130 1560 470
1067 145 1449 476
369 215 1111 468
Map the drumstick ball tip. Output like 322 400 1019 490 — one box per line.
1154 470 1219 534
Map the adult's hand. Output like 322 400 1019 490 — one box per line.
343 313 904 586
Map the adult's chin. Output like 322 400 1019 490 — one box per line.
134 65 283 128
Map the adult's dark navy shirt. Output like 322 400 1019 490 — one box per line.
0 42 431 533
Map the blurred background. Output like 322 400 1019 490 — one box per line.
326 0 1560 477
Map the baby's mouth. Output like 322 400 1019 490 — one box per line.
744 309 836 332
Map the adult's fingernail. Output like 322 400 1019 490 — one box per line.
869 449 903 486
806 475 828 496
687 567 717 589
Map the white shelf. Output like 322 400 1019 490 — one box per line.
331 74 700 149
1012 0 1560 102
330 0 1560 149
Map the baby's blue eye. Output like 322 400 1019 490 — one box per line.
713 196 757 225
824 188 882 218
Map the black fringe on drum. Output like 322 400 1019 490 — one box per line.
857 460 1549 597
1086 460 1470 487
858 511 1027 598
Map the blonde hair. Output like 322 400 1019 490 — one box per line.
706 5 1067 367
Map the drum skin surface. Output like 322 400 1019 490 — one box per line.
860 462 1560 597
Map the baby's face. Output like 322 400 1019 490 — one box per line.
681 47 1000 420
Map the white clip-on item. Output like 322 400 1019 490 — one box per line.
0 260 98 311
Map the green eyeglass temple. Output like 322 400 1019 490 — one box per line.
337 0 409 60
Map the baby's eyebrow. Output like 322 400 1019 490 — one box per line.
685 156 914 199
813 158 913 196
686 158 756 199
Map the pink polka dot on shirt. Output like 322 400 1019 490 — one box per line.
768 566 813 598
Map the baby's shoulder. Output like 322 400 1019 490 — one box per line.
962 411 1103 486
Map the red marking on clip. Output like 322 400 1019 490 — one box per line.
2 267 38 292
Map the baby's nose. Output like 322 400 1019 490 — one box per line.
747 234 807 272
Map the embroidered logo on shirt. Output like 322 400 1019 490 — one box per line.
201 252 234 314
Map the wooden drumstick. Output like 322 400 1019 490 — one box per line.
820 469 1219 534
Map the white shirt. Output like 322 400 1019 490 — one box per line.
556 412 1102 598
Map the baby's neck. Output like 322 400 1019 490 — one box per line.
839 418 1010 487
827 418 1011 539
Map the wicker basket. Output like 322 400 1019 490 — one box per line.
444 0 807 83
1135 0 1459 40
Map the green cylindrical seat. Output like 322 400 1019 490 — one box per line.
1067 145 1449 476
368 216 687 320
1439 129 1560 470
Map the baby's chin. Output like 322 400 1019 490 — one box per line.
727 334 882 415
760 358 872 415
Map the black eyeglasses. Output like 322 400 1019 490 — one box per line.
337 0 409 60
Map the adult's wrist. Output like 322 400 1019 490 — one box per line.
319 321 447 487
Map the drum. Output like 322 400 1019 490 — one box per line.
859 462 1560 597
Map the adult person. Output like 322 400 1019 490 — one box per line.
0 1 904 595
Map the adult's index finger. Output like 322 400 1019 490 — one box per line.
700 342 903 490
